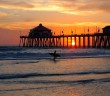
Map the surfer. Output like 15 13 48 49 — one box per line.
53 50 57 60
49 50 60 60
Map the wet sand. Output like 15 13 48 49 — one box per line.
0 58 110 96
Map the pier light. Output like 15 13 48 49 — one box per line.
98 27 100 33
62 31 64 36
84 27 85 34
88 27 89 34
71 31 73 35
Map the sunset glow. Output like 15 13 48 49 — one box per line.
0 0 110 45
72 40 75 46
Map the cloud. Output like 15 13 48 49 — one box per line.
0 0 110 14
0 0 34 9
76 0 110 12
44 0 110 15
0 0 110 30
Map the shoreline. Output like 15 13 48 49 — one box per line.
0 55 110 60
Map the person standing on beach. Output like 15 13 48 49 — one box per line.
53 50 57 60
49 50 60 60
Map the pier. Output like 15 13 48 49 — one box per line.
19 33 110 48
19 24 110 48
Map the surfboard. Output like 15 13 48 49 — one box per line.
49 53 60 57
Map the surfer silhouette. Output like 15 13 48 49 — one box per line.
49 50 60 60
53 50 57 60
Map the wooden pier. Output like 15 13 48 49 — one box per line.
19 33 110 48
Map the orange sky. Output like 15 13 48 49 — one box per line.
0 0 110 46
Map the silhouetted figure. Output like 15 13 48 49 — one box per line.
49 50 60 60
53 50 56 60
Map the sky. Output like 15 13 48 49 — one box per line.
0 0 110 45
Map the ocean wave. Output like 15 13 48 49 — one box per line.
0 78 110 92
0 46 24 52
1 78 110 85
0 52 110 60
0 47 110 60
0 85 60 92
0 70 110 80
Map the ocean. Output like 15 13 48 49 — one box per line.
0 46 110 96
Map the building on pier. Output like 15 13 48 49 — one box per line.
29 23 52 37
103 26 110 34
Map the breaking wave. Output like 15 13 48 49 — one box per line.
0 70 110 80
0 46 110 60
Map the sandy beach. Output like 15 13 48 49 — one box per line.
0 57 110 96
